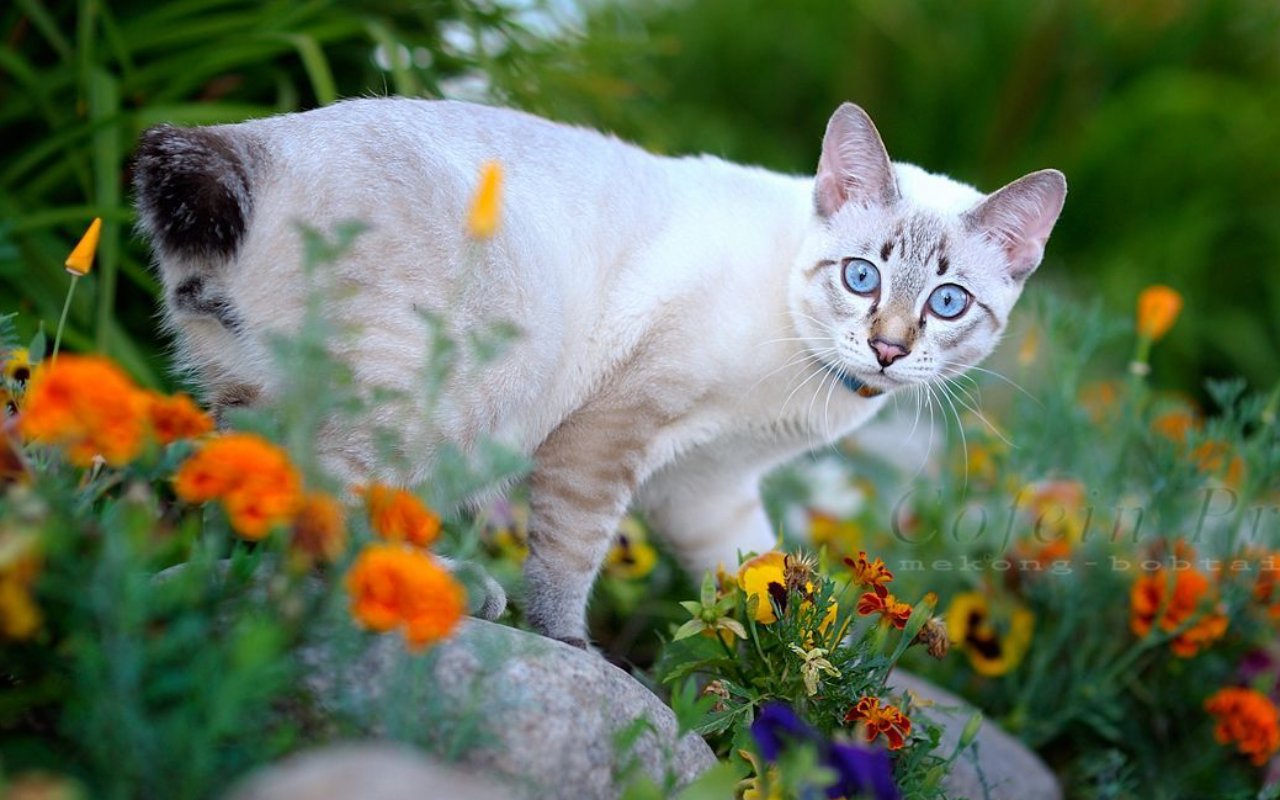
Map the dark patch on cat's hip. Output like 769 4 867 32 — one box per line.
172 276 243 333
133 125 259 260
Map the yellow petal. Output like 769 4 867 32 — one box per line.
467 161 503 240
65 217 102 276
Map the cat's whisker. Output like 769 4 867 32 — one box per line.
751 347 837 392
939 360 1042 407
943 378 1017 449
778 361 834 421
935 379 971 491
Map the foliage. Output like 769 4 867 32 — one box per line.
0 224 518 798
755 288 1280 798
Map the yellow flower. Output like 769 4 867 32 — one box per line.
1136 285 1183 342
808 510 862 554
65 217 102 276
603 517 658 580
0 532 41 641
945 592 1034 676
467 160 503 239
3 348 31 383
738 551 787 624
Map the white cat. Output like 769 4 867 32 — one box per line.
133 99 1065 647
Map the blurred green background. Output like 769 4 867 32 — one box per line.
3 0 1278 396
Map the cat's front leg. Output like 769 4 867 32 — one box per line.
639 464 776 580
523 402 655 648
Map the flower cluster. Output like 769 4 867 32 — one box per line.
748 703 899 800
17 354 214 467
175 433 303 540
345 543 465 650
1205 687 1280 766
847 552 913 630
1129 565 1228 658
347 482 465 650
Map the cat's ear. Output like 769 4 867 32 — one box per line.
964 169 1067 281
814 103 900 218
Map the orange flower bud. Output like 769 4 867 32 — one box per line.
466 160 503 239
1136 285 1183 342
65 217 102 277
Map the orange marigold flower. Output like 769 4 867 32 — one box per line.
1130 568 1228 657
845 696 912 750
1151 408 1200 445
145 391 214 445
290 491 348 565
1205 687 1280 766
856 590 913 629
345 544 466 649
1136 285 1183 341
844 551 893 590
1191 440 1245 487
174 433 302 540
361 484 441 548
19 355 148 467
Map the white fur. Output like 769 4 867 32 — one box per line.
147 99 1065 640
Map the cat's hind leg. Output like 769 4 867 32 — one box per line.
522 399 663 648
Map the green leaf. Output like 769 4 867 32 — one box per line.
672 619 708 642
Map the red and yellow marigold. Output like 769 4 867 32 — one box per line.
845 695 912 750
1205 687 1280 766
1130 568 1228 657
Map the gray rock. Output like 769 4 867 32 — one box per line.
889 671 1062 800
302 618 717 800
224 743 507 800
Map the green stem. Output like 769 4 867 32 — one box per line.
52 275 79 361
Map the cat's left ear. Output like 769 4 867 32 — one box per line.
964 169 1067 281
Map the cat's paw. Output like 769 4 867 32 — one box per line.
435 555 507 621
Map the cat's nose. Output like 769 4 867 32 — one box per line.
869 336 910 367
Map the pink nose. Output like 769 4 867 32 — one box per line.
869 336 910 367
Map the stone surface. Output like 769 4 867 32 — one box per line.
302 618 717 800
889 671 1062 800
224 743 507 800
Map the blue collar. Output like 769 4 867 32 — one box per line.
825 363 885 398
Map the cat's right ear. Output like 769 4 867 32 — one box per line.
814 103 900 218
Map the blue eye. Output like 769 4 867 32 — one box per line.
927 284 970 319
842 258 880 295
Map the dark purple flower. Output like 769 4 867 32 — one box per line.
752 702 820 761
750 703 900 800
826 740 899 800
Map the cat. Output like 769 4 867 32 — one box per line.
132 99 1065 648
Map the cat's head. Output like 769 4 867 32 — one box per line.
790 103 1066 396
